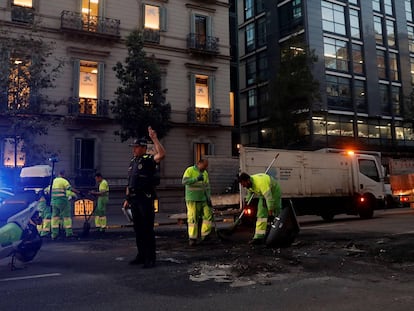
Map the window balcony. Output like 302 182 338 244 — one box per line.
68 97 109 118
143 28 160 44
187 107 220 125
61 11 120 39
187 33 219 55
11 5 34 24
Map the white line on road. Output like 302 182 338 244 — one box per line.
0 273 61 282
301 223 346 229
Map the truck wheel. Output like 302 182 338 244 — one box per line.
358 194 375 219
321 213 334 222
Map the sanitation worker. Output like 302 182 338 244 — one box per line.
123 126 165 268
51 170 79 240
238 172 282 245
90 173 109 233
182 158 213 246
37 189 51 237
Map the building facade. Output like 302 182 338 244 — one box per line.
0 0 232 211
237 0 414 162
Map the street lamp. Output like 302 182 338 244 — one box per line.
47 154 59 205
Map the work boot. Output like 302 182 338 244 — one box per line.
189 239 197 246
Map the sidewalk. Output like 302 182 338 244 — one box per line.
72 211 183 230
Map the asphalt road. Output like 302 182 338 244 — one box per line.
1 208 414 311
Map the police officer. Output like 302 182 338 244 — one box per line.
123 126 165 268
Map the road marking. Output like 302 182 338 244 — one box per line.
301 223 346 229
391 230 414 236
0 273 61 282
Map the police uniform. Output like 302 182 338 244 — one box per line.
127 150 158 268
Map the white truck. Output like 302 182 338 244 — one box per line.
239 146 385 221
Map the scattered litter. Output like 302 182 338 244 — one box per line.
230 278 256 287
345 244 366 253
162 257 184 264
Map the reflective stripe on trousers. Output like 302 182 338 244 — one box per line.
254 198 269 239
51 199 73 238
186 200 213 239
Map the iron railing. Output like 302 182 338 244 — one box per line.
187 33 219 54
187 107 220 124
68 97 109 117
61 11 120 38
11 5 34 24
143 28 160 43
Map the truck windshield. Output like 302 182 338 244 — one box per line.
359 159 380 182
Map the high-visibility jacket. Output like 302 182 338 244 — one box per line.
246 173 281 213
51 176 71 203
182 165 210 201
66 189 77 201
98 179 109 197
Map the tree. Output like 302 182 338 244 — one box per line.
266 38 320 148
0 30 64 167
112 30 171 141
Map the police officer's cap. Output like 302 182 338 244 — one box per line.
129 138 148 147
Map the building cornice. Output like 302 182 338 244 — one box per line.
185 4 216 14
185 62 218 71
67 47 111 58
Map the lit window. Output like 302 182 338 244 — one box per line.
195 75 209 108
82 0 99 15
144 5 160 29
3 138 25 168
77 60 99 115
8 56 30 110
79 61 98 99
13 0 32 7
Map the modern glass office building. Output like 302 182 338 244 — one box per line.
236 0 414 158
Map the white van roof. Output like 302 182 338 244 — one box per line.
20 165 53 178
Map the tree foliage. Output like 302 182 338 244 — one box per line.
0 30 64 166
112 30 171 141
267 38 320 148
